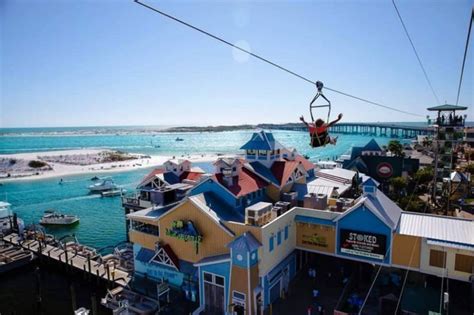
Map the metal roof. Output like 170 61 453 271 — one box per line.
398 212 474 245
427 104 468 111
240 131 285 151
226 232 261 252
426 239 474 251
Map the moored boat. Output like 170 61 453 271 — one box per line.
101 189 126 197
39 210 79 226
101 286 160 315
0 244 35 274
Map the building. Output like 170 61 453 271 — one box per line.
126 131 474 315
338 139 420 183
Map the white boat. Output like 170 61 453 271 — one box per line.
88 178 118 192
101 189 126 197
0 202 24 234
101 287 160 315
39 210 79 226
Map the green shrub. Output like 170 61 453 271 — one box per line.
28 160 47 168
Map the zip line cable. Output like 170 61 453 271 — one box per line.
455 6 473 105
358 176 421 315
134 0 424 118
392 0 441 105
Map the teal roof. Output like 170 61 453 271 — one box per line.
240 131 284 151
362 139 382 151
427 104 468 111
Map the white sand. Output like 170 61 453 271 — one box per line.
0 149 219 183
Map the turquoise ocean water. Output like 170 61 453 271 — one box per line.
0 127 406 249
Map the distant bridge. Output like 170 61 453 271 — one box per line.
272 123 434 139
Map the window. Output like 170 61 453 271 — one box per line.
277 231 282 245
454 254 474 273
173 168 177 172
284 226 289 240
204 272 213 282
269 236 274 252
258 150 267 156
232 167 236 171
215 275 225 286
429 250 447 268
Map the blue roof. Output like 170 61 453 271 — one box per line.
227 232 261 252
201 192 245 222
240 131 284 151
295 215 336 226
163 172 180 184
362 177 379 188
194 254 230 266
247 161 279 185
136 247 155 263
363 139 383 152
292 183 309 201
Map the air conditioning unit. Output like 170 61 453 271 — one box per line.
245 202 272 226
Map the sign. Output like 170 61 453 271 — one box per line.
166 220 202 254
166 220 203 243
376 162 393 178
301 233 328 248
339 229 386 260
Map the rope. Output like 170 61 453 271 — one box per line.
134 0 424 118
392 0 441 105
455 6 473 105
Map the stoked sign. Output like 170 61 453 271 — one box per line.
339 229 386 260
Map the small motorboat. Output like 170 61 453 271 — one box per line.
101 189 126 197
91 176 100 181
101 287 160 315
175 137 184 141
88 177 119 192
39 210 79 226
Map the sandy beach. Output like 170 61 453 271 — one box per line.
0 149 219 183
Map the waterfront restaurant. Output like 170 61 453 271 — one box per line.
126 131 474 315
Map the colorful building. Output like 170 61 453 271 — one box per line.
126 131 474 315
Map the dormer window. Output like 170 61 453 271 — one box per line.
258 150 267 156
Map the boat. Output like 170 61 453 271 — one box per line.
0 244 35 274
39 210 79 226
175 137 184 141
88 177 119 192
0 202 24 234
101 287 160 315
101 189 126 197
91 176 100 181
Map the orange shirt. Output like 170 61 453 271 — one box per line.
309 124 327 135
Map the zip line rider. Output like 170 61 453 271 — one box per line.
300 113 342 147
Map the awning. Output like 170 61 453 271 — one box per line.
427 239 474 252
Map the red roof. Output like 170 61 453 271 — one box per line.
179 171 203 182
271 161 300 186
214 168 268 197
294 155 315 171
138 168 165 187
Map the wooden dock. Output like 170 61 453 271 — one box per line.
2 233 132 287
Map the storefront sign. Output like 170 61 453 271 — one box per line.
339 229 386 260
166 220 203 243
376 162 393 178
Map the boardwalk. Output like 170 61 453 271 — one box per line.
2 233 131 287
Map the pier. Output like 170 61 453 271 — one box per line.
1 233 132 287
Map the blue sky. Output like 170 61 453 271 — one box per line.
1 0 472 128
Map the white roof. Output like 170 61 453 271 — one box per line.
306 185 334 197
166 159 189 165
399 212 474 245
246 201 272 211
307 177 351 196
319 168 357 181
0 202 11 208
